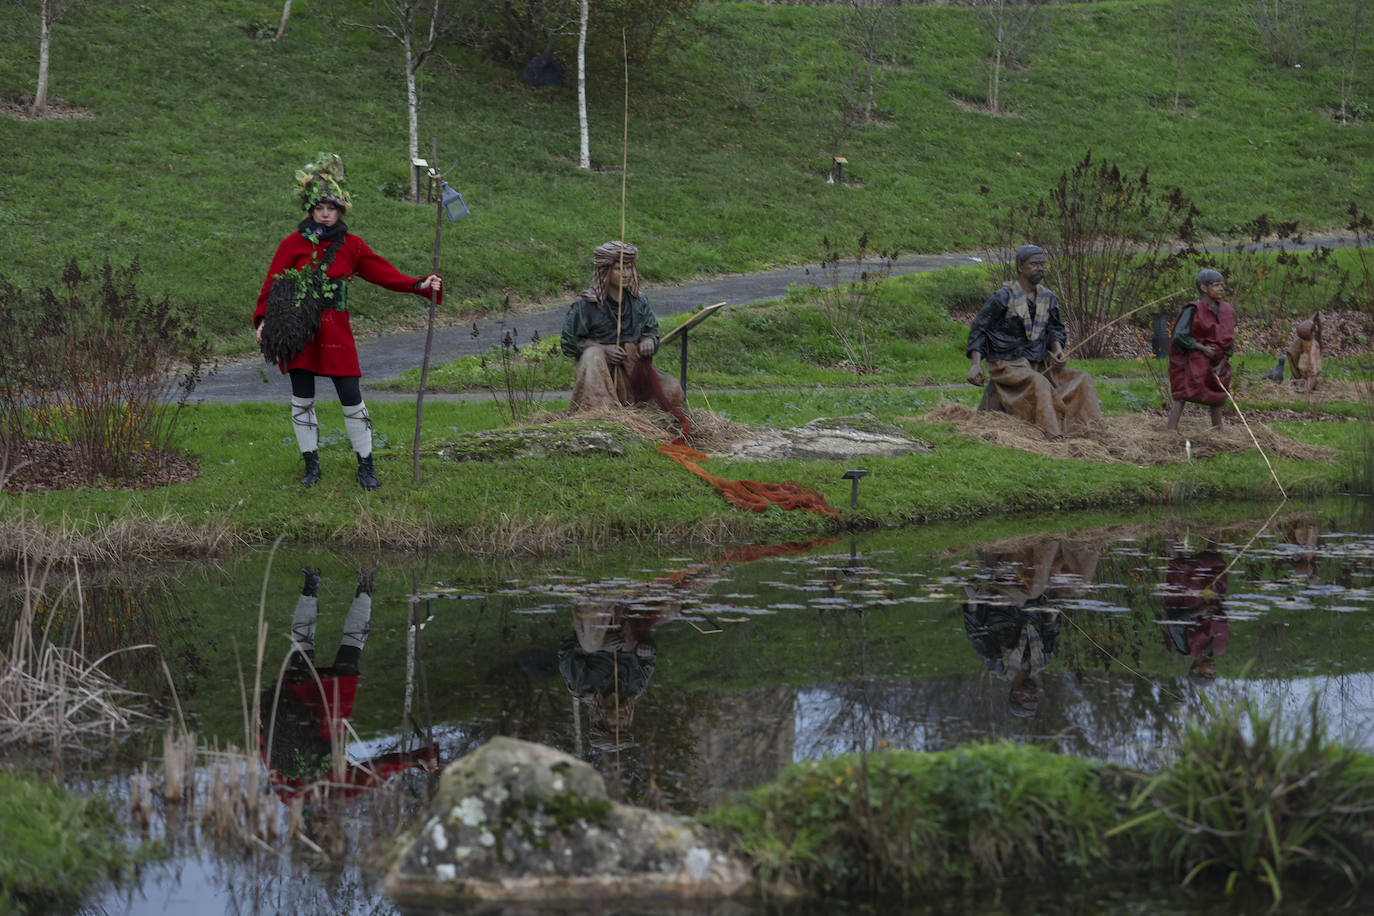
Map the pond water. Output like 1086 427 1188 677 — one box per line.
5 498 1374 915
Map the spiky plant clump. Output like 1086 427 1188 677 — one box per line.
704 741 1128 897
1117 696 1372 904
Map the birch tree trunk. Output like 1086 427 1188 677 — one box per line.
345 1 445 201
406 32 421 199
32 0 52 117
272 0 293 43
989 17 1003 115
578 0 590 170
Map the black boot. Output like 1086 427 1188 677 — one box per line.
300 450 322 487
356 566 376 597
356 453 379 490
301 567 321 597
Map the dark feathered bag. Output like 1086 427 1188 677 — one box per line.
259 238 345 364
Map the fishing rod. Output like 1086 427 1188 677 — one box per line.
1048 288 1187 366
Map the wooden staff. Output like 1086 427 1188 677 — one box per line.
412 137 446 484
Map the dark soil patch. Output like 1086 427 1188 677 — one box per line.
2 441 199 492
1 94 93 121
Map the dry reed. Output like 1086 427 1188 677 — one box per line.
0 502 244 568
0 553 154 753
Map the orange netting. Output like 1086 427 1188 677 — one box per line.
628 357 840 517
719 538 839 562
658 442 841 517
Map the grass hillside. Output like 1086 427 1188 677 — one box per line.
0 0 1369 353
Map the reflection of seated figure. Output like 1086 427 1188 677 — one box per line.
1283 517 1321 583
961 539 1098 717
260 567 437 799
1160 549 1229 682
558 598 661 751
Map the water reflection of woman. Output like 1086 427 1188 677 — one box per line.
1160 547 1229 683
260 567 437 799
558 598 665 751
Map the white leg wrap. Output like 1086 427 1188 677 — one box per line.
290 595 318 655
340 593 372 650
291 397 319 453
343 401 372 458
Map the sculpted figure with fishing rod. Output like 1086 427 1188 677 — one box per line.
1166 268 1235 431
966 244 1102 439
561 241 685 411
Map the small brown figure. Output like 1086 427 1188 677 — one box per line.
1285 313 1322 394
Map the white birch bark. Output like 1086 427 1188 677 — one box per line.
344 1 444 201
272 0 293 43
32 0 52 117
578 0 590 170
406 33 421 199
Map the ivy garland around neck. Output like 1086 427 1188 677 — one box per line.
277 221 349 310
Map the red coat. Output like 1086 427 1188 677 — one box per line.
1168 299 1235 406
254 231 437 376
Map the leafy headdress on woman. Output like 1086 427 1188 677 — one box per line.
295 153 352 212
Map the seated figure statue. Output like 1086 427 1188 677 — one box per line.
560 240 685 411
1285 314 1322 394
966 244 1102 440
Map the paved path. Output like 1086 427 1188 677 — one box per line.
196 252 984 403
196 233 1359 403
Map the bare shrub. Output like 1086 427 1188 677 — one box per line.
480 327 559 423
1206 215 1351 323
974 0 1040 115
1348 201 1374 308
0 258 209 484
451 0 699 67
813 233 898 374
986 151 1199 358
1250 0 1308 67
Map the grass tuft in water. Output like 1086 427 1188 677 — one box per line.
703 741 1127 897
1113 695 1373 904
0 771 154 912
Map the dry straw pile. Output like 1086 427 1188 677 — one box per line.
921 402 1334 465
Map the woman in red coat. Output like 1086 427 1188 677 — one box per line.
254 154 441 489
1166 268 1235 431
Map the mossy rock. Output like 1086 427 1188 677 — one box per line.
439 422 642 462
385 737 765 907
